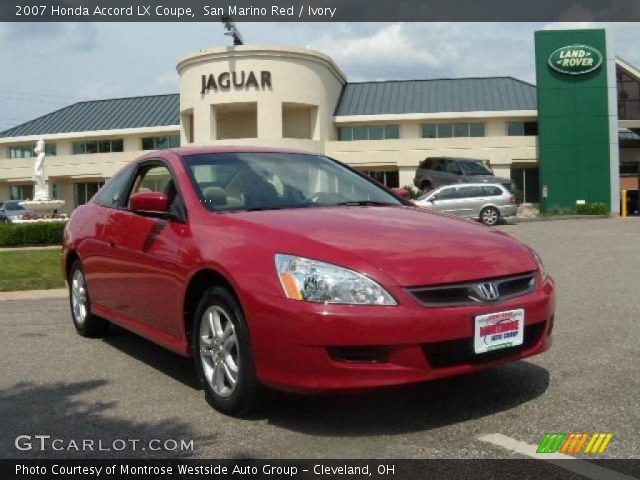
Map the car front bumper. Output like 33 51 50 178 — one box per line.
240 276 555 393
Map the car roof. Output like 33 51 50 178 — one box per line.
425 157 485 162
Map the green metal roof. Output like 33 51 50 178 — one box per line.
0 94 179 138
334 77 537 116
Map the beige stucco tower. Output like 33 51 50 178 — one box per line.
176 45 347 153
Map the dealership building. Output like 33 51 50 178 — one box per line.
0 28 639 214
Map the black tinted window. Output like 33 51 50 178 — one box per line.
482 185 503 196
446 161 463 175
94 165 133 207
459 186 484 198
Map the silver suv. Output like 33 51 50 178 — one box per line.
414 183 517 225
413 157 516 192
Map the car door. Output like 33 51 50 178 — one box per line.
457 185 486 218
429 186 458 213
100 160 187 337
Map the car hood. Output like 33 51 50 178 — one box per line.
228 206 536 286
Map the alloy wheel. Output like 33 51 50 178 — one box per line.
482 208 499 225
71 269 88 325
199 305 240 398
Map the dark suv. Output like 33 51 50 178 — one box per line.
413 157 516 192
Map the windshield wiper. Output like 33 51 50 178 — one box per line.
336 201 397 206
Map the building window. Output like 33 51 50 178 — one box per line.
507 121 538 136
10 184 34 200
8 143 56 159
338 124 400 141
73 139 123 155
617 65 640 120
74 181 104 207
420 122 485 138
141 135 180 150
361 170 400 188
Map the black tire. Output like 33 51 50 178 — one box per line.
192 286 260 416
68 260 109 337
480 206 500 226
420 180 433 191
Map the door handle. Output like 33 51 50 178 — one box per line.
106 239 116 248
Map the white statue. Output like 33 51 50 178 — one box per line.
33 139 49 201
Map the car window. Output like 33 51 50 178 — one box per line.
5 202 25 211
431 159 445 172
446 160 463 175
419 159 433 169
459 160 493 176
459 186 484 198
183 152 401 212
127 163 183 216
436 187 457 200
482 185 503 196
94 165 134 208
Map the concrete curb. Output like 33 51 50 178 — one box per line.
513 214 611 223
0 288 67 301
0 245 61 252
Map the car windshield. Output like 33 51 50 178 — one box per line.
182 152 402 212
5 202 25 211
460 160 493 176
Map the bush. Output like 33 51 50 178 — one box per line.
0 222 66 247
401 185 424 200
576 203 609 215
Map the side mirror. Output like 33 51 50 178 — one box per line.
130 191 170 214
391 187 411 199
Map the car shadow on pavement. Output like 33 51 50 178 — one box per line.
264 361 550 436
102 324 201 390
0 380 213 458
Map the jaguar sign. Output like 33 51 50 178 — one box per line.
548 45 603 75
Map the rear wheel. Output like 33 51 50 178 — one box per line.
420 180 433 191
192 286 260 416
68 260 109 337
480 206 500 226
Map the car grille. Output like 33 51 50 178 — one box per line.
422 321 546 369
407 272 537 307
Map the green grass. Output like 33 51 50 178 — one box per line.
0 249 65 292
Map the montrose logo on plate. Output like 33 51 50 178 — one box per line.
548 45 603 75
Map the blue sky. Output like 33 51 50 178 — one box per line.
0 22 639 131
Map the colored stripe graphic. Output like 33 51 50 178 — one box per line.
538 433 613 454
537 433 566 453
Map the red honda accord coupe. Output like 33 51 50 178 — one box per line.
62 147 555 416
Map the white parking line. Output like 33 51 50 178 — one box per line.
478 433 637 480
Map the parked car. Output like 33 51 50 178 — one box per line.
414 183 517 225
62 147 555 416
413 157 516 192
0 200 34 223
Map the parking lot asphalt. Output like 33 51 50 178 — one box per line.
0 218 638 461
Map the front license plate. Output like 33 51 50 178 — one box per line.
474 309 524 354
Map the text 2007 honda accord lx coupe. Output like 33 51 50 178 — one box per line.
62 147 555 416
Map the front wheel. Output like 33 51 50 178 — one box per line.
68 260 109 337
480 206 500 226
192 286 260 416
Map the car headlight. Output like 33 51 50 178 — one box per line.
531 249 548 279
275 254 396 305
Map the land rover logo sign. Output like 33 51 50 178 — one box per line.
548 45 603 75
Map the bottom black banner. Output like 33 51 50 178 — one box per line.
2 459 639 480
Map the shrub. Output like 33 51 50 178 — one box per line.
576 203 609 215
401 185 424 200
0 222 66 247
